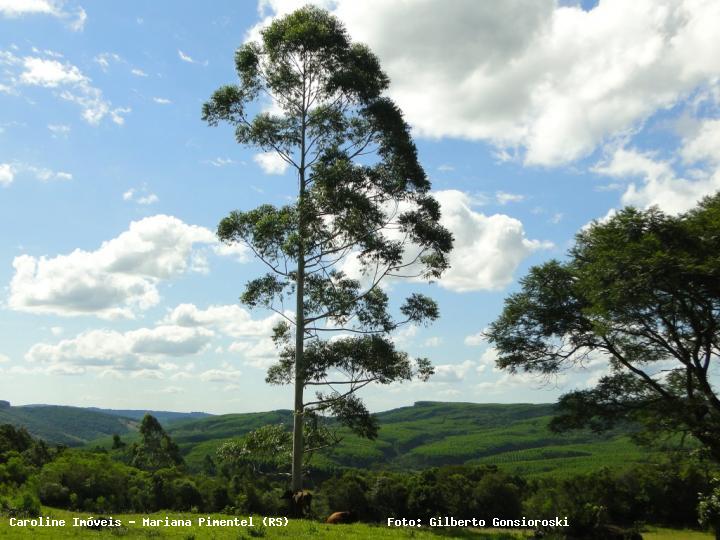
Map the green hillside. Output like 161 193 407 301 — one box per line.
0 401 136 446
4 399 654 476
85 407 212 424
161 401 649 477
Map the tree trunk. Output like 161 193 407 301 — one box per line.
291 70 308 494
291 251 305 493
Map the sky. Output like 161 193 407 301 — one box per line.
1 0 720 414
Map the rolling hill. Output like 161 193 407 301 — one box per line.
2 399 656 477
162 401 651 478
0 401 211 446
0 401 136 446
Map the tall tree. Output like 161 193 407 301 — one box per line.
130 414 183 471
203 7 452 492
485 193 720 460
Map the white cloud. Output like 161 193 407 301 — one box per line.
137 194 159 205
681 118 720 165
593 128 720 214
94 53 121 71
0 162 70 185
177 50 207 65
25 325 214 376
437 164 455 172
200 364 243 383
433 190 552 291
213 242 250 262
130 68 148 77
9 215 217 319
161 386 183 394
464 330 486 346
205 157 236 167
123 186 159 205
432 360 474 382
48 123 70 137
0 163 14 186
257 0 720 166
164 303 281 339
3 51 129 125
20 57 85 86
424 336 442 347
228 338 278 368
253 152 289 175
0 0 86 30
28 165 72 181
152 97 171 105
50 326 63 336
0 353 10 363
496 191 525 205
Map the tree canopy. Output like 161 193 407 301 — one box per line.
203 6 453 490
486 193 720 460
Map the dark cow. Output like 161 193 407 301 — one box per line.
280 489 312 517
326 511 357 524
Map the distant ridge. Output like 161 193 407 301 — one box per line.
0 402 212 446
0 402 136 446
85 407 212 424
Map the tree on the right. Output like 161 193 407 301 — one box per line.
485 193 720 460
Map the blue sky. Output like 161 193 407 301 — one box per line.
1 0 720 414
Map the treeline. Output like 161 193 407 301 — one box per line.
1 417 716 537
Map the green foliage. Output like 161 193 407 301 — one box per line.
486 193 720 460
36 452 152 512
698 476 720 538
130 414 184 472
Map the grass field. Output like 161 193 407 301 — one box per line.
0 509 712 539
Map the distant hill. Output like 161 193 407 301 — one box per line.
4 399 652 477
0 402 136 446
85 407 211 425
163 401 649 478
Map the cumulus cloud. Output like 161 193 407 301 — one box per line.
0 0 86 30
200 363 243 383
152 97 172 105
256 0 720 166
433 190 552 291
432 360 475 382
8 215 217 319
592 118 720 214
25 325 213 376
228 339 278 368
253 151 289 175
464 330 486 347
0 49 129 125
0 353 10 363
163 303 282 338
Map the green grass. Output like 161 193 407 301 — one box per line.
1 510 713 539
642 528 713 539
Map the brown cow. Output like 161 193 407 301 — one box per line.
326 511 357 524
